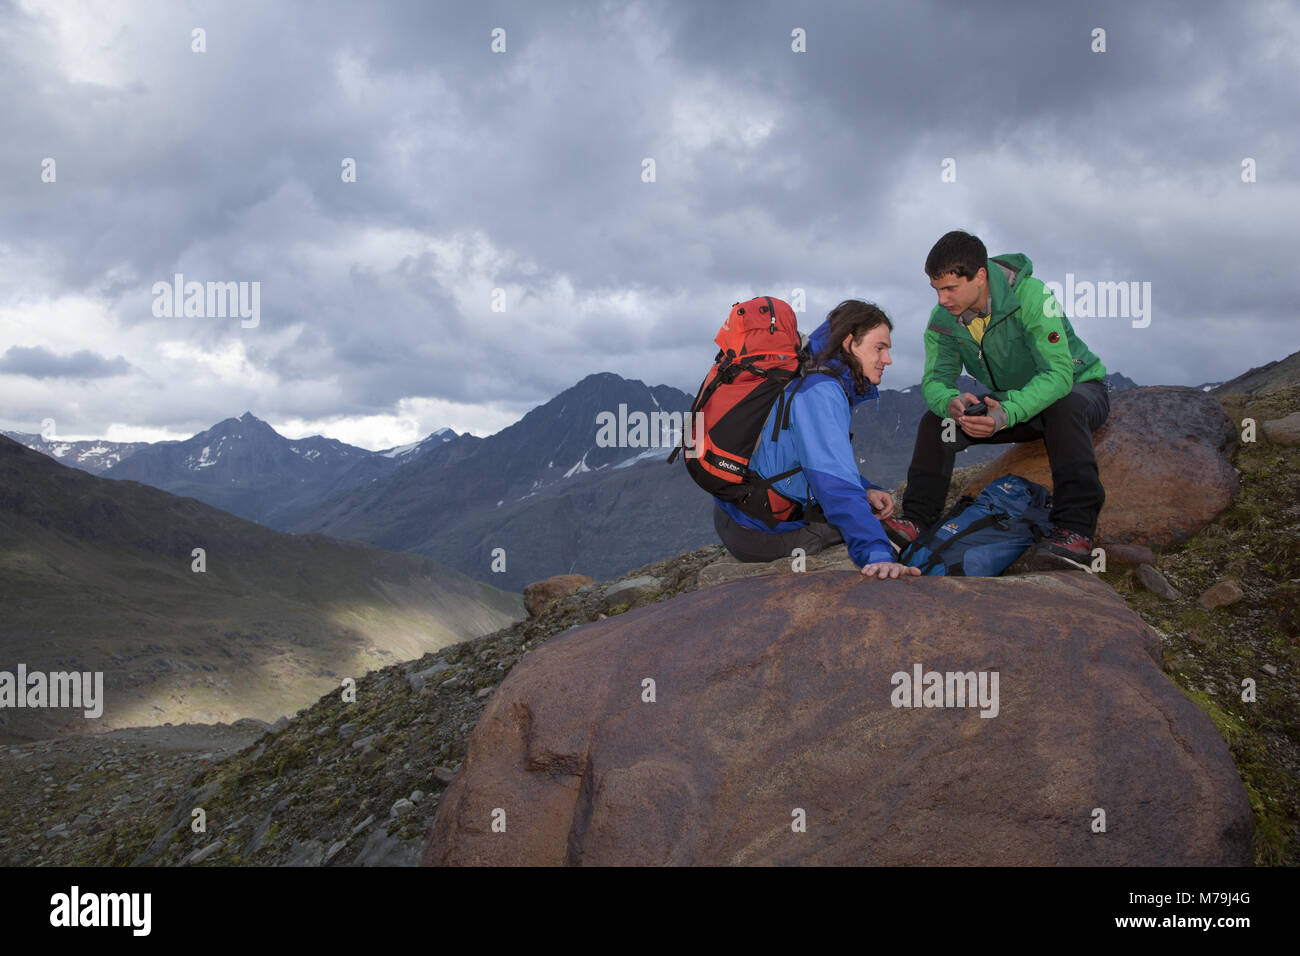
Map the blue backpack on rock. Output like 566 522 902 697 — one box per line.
899 474 1054 576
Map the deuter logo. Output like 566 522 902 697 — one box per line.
714 458 741 473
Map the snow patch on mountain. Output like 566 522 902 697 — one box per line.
564 453 592 478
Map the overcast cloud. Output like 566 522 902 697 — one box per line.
1 0 1296 448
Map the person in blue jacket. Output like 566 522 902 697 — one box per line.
712 300 921 580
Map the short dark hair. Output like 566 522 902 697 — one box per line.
815 299 893 394
925 230 987 280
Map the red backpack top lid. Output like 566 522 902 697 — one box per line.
714 296 801 361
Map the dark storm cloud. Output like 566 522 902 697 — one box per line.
0 0 1294 441
0 345 132 379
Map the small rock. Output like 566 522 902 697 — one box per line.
433 766 456 785
475 686 494 699
338 722 359 740
601 575 662 610
1103 544 1158 567
44 823 68 839
355 826 422 867
352 733 380 750
358 745 384 768
1262 664 1278 676
409 790 425 804
390 798 415 818
350 814 376 838
324 839 349 863
524 574 596 617
1136 564 1183 601
282 839 325 867
1261 412 1300 447
244 812 275 858
1199 579 1244 610
184 841 224 866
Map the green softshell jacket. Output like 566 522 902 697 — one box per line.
921 254 1106 428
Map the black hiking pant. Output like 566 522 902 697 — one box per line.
902 380 1110 538
713 501 845 563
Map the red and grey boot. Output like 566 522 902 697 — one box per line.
881 516 925 553
1031 527 1095 572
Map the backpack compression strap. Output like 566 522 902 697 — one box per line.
666 355 798 464
903 514 1007 575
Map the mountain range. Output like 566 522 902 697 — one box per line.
4 370 1140 591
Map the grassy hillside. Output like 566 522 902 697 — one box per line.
1107 385 1299 864
0 436 523 740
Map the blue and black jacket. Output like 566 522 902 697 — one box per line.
714 318 894 567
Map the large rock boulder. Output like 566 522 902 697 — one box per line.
422 571 1251 866
960 386 1238 550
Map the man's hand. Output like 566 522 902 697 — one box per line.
866 488 894 519
860 562 922 579
947 392 980 420
958 395 1005 439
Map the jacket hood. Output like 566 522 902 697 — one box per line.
955 253 1034 326
991 253 1032 284
986 253 1033 318
806 319 880 407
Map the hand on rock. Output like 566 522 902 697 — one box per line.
860 562 922 579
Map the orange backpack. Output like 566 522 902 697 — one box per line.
669 296 812 527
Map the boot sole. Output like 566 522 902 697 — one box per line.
1023 547 1094 573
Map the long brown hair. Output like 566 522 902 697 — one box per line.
814 299 893 394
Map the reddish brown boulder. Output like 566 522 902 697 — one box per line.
959 387 1238 551
422 571 1251 866
522 574 594 617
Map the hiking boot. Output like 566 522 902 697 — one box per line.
881 516 925 552
1028 527 1095 572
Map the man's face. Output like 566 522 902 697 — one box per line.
842 324 893 386
930 268 988 316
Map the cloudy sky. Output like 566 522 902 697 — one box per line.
1 0 1295 448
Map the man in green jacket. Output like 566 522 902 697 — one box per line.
882 231 1110 569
